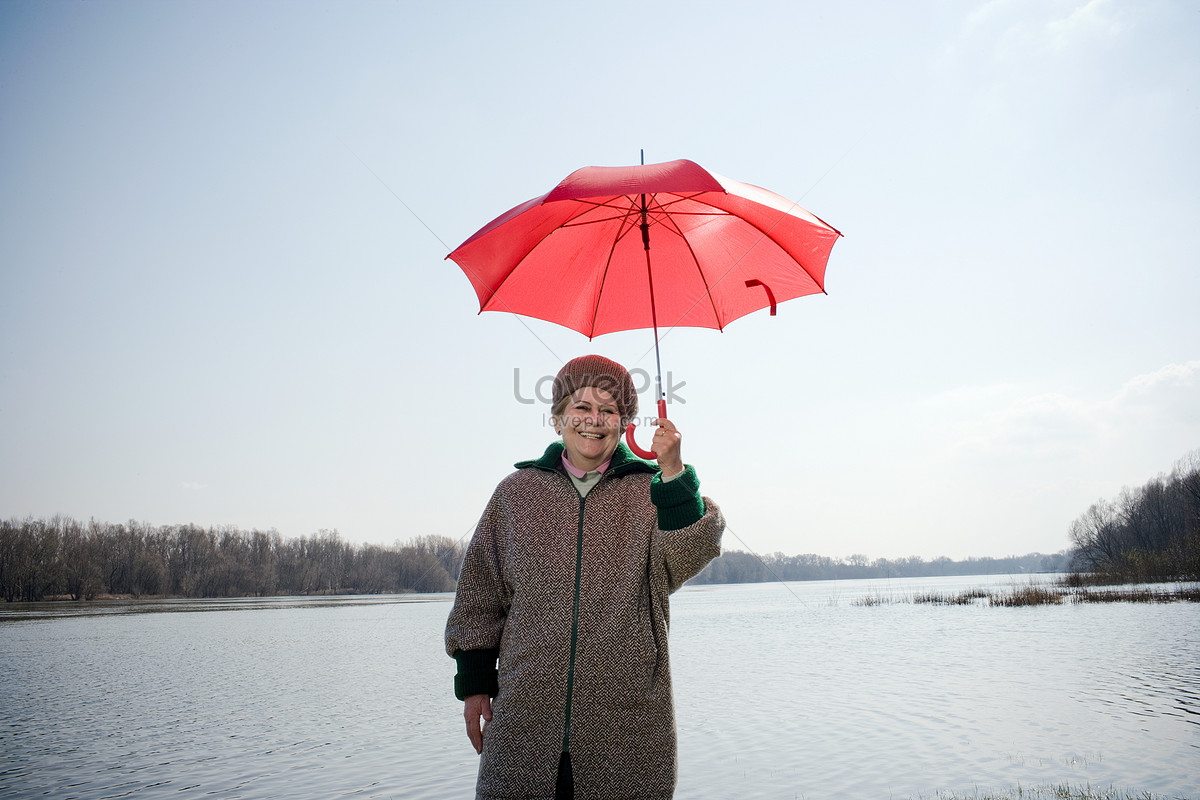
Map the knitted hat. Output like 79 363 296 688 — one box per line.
552 355 638 425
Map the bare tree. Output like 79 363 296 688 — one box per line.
1069 499 1120 571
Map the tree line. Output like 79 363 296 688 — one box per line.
0 517 465 602
1068 450 1200 582
3 512 1071 603
690 550 1070 585
6 448 1195 602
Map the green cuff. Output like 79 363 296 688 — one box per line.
650 464 705 531
453 648 499 701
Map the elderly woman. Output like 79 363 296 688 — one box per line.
445 354 725 800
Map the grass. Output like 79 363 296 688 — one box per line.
1073 585 1200 603
912 587 991 605
910 783 1181 799
990 584 1065 607
851 582 1199 607
852 591 895 606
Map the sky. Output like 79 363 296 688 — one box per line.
2 0 1198 561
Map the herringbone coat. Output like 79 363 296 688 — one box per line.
446 442 724 800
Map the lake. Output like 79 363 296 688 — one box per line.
1 575 1196 799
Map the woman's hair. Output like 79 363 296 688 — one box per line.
551 394 570 421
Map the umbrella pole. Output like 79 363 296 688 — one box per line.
624 194 668 461
643 248 666 421
638 150 667 421
640 194 667 422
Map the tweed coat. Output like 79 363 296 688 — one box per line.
445 441 724 800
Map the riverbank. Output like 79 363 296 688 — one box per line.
916 784 1180 800
854 581 1199 607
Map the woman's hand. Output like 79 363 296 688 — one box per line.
653 418 683 478
464 694 492 754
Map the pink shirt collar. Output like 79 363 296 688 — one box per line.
561 452 611 479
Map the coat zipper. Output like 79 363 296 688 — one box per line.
561 491 586 753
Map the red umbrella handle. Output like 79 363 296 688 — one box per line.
625 398 668 460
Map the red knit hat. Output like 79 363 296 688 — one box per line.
552 355 638 425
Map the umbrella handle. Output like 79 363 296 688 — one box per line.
624 399 668 460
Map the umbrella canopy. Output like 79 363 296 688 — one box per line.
447 158 842 458
447 159 842 338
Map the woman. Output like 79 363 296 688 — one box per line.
445 354 725 800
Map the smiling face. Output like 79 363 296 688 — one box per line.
554 386 622 472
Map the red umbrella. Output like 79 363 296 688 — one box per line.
447 158 841 458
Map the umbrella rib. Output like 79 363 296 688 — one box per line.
478 197 621 305
649 198 726 331
714 211 827 295
560 214 635 228
555 196 644 229
644 193 729 226
561 193 727 228
586 207 641 339
449 253 565 362
558 210 726 229
643 207 828 365
463 200 634 351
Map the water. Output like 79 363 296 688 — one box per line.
1 576 1196 799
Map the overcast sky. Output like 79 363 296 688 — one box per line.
2 0 1197 561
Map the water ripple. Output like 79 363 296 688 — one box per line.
1 581 1196 799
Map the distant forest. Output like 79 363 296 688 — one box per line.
0 515 1068 603
701 449 1198 587
3 451 1196 602
689 550 1069 585
0 519 462 602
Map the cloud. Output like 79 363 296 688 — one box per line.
1044 0 1124 52
951 391 1097 461
931 0 1132 164
179 481 207 491
1113 359 1200 402
962 0 1123 56
940 359 1200 464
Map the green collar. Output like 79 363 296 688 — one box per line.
515 441 658 476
